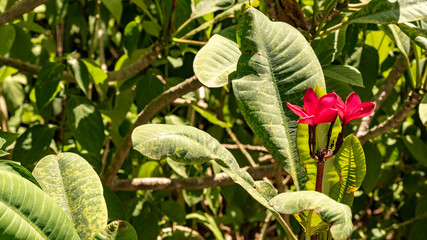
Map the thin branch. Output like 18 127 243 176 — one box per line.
0 42 163 82
103 76 203 186
356 54 407 138
112 164 280 191
161 226 205 240
358 90 424 144
0 0 49 26
226 128 257 167
222 144 268 153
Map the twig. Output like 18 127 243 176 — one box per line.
99 136 110 177
356 54 408 138
160 226 205 240
112 164 280 191
222 144 268 152
0 0 49 26
358 90 424 144
384 212 427 231
0 42 163 82
258 212 273 240
226 128 257 167
172 38 206 46
103 76 203 186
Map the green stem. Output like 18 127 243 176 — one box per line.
271 211 298 240
313 0 338 38
306 210 314 240
311 0 319 34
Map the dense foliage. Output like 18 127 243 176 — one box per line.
0 0 426 239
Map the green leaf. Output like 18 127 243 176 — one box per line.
160 200 186 223
311 27 347 65
0 66 17 84
187 211 224 240
12 125 56 170
0 164 80 240
32 153 108 240
95 221 137 240
323 65 364 87
419 95 427 126
132 124 274 210
0 24 15 56
69 58 90 95
402 135 427 167
333 134 366 203
362 141 382 193
35 62 65 109
192 104 232 128
348 0 427 24
103 184 126 221
123 21 141 56
81 59 109 99
2 73 25 111
269 191 353 240
231 8 325 191
206 187 221 215
15 21 46 33
142 20 162 37
191 0 235 19
0 160 41 188
399 23 427 49
0 131 18 149
66 95 105 158
194 26 239 88
101 0 123 23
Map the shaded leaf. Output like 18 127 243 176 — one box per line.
0 165 80 239
399 23 427 49
32 153 108 239
269 191 353 240
69 58 90 95
35 63 64 109
323 65 364 87
101 0 123 23
0 24 15 56
13 125 55 170
402 135 427 167
232 8 325 190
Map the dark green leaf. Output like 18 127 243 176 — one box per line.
66 96 105 158
399 23 427 49
35 63 65 109
123 21 141 56
101 0 123 23
12 125 55 170
161 200 186 223
69 59 90 95
323 65 364 87
402 135 427 167
0 24 15 56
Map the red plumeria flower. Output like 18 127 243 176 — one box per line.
336 92 375 126
286 88 338 126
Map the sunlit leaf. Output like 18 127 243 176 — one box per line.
269 191 353 240
95 220 137 240
69 58 90 95
191 0 235 19
231 8 325 190
0 164 80 239
399 23 427 49
323 65 364 87
101 0 123 23
0 24 15 56
33 153 108 239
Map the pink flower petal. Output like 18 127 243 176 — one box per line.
315 108 338 124
286 102 308 118
303 88 318 116
298 116 316 125
347 102 375 122
345 92 361 113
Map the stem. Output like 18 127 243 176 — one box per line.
306 210 314 240
0 0 49 26
325 119 335 153
272 211 298 240
172 37 206 46
311 0 319 33
174 17 193 37
226 128 257 167
315 161 324 193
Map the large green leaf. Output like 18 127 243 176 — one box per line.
95 220 137 240
101 0 123 23
0 164 80 239
132 124 275 209
35 62 65 109
191 0 235 19
269 191 353 240
0 160 41 188
231 8 325 190
66 95 105 158
333 134 366 203
348 0 427 24
193 26 239 88
402 135 427 167
32 153 108 239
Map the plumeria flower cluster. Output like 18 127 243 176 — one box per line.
286 88 374 162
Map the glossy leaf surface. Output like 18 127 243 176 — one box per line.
231 8 325 190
